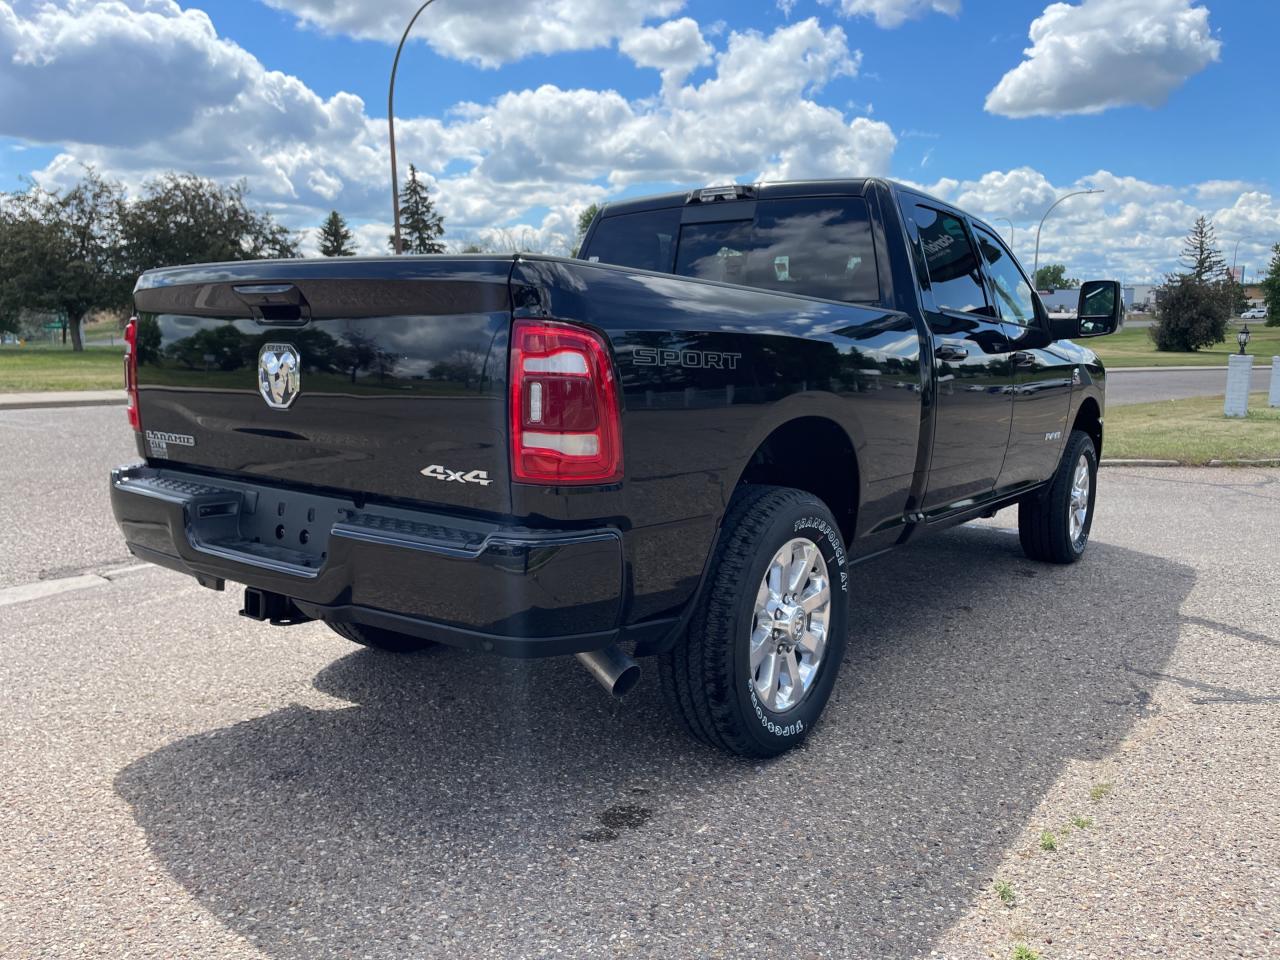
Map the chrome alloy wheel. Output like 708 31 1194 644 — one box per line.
1069 453 1091 544
749 537 831 713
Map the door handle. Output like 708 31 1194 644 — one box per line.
936 344 969 361
1012 351 1036 367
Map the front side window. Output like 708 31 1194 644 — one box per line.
674 198 880 303
912 205 989 315
974 225 1037 327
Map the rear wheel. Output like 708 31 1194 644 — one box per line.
325 620 435 653
659 485 849 758
1018 429 1098 564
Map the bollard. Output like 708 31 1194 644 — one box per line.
1271 356 1280 409
1224 354 1253 417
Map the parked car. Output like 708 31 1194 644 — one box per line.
110 178 1123 757
1242 307 1268 320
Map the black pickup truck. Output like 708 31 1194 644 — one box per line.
111 178 1122 757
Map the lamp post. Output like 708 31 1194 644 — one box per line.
1237 324 1251 355
388 1 439 255
1033 189 1103 284
996 217 1015 251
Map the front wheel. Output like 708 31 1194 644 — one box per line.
1018 430 1098 564
659 485 850 758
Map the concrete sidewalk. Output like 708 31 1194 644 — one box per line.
0 390 125 411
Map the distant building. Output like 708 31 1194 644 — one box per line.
1037 288 1078 312
1128 284 1157 310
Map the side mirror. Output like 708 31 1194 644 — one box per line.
1075 280 1125 337
1048 314 1081 341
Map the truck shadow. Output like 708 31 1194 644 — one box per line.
115 527 1193 959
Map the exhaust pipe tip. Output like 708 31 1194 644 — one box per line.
576 645 641 698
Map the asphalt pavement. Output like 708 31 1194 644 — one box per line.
1108 364 1274 406
2 407 1278 959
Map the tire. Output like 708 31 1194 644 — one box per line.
1018 429 1098 564
325 620 436 653
659 485 850 758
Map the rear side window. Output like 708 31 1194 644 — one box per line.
585 197 880 304
912 205 989 314
675 198 879 303
584 209 679 273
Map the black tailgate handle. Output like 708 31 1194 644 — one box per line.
233 283 312 326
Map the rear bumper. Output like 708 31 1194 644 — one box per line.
110 464 625 657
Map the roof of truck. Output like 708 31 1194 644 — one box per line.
600 179 884 218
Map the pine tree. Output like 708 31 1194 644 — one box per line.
1151 215 1233 351
1179 215 1227 282
317 210 355 257
1261 242 1280 326
388 165 445 254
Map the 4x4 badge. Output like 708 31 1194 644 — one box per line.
420 465 493 486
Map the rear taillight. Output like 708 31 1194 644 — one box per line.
509 319 622 485
123 316 140 432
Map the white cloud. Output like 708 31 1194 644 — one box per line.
920 167 1277 283
2 6 894 258
260 0 683 68
822 0 961 29
4 3 1267 282
619 17 712 87
985 0 1221 118
0 0 255 145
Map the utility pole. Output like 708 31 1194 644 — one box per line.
389 1 439 255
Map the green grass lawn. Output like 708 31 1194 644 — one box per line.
0 344 124 392
1106 393 1280 464
1092 324 1280 368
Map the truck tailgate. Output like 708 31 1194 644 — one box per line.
131 258 514 514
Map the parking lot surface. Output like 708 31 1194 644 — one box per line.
2 407 1277 959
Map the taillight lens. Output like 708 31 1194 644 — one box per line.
123 316 140 432
510 319 622 485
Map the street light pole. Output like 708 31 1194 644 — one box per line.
1033 189 1103 285
388 1 439 255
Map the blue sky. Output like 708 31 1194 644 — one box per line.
1 0 1277 280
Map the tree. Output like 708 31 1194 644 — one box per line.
1149 278 1231 351
1034 263 1077 290
1262 243 1280 327
119 173 297 275
1179 215 1227 282
1149 216 1233 352
0 169 131 351
571 202 601 258
317 210 356 257
388 164 445 254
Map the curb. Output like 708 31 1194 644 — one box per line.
1108 362 1277 373
1107 365 1229 373
0 393 126 411
1102 458 1280 468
